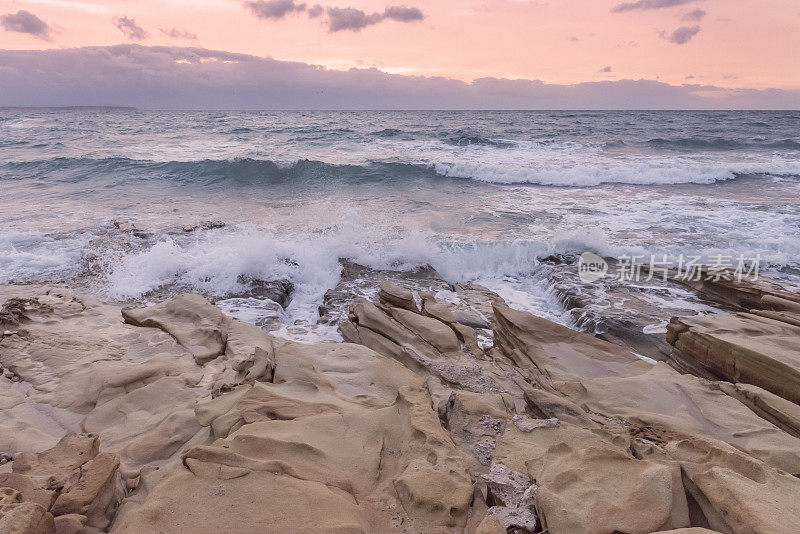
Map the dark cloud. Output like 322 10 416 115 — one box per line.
161 28 198 40
246 0 306 20
612 0 700 13
307 4 324 18
681 8 706 21
599 66 612 73
661 25 701 44
685 74 695 79
0 10 51 39
113 16 147 41
327 5 424 32
327 7 383 32
1 45 796 110
383 6 423 22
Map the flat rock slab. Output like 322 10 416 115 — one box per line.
668 311 800 404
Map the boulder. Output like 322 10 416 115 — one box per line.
0 496 55 534
378 281 418 312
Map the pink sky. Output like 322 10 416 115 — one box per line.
1 0 799 90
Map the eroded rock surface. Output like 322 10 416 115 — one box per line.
3 278 800 533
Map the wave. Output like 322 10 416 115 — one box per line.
3 155 800 188
645 137 800 151
444 135 516 148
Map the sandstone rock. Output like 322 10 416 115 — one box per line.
443 390 513 467
475 513 506 534
53 513 87 534
0 473 56 510
388 307 461 353
494 303 800 476
717 381 800 438
81 377 204 475
494 423 690 534
378 281 418 312
667 437 800 533
122 294 229 364
667 311 800 404
0 498 55 534
113 387 473 533
12 433 99 489
51 453 121 530
421 299 457 325
675 268 800 311
452 282 506 327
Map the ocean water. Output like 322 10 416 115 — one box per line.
1 109 799 340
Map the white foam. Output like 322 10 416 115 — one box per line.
0 229 89 283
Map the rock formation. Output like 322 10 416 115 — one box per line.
2 275 800 533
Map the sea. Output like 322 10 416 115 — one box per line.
2 109 799 341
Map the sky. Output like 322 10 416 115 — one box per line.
1 0 799 109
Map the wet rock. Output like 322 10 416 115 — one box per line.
227 276 293 309
674 266 800 310
112 220 149 239
181 220 225 232
540 258 725 360
317 259 451 325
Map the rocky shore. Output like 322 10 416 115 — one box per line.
1 263 800 533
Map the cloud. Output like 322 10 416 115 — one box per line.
661 25 701 44
612 0 700 13
307 4 324 18
383 6 423 22
599 66 612 73
246 0 306 20
327 7 383 31
327 5 424 32
685 74 695 79
1 45 797 110
0 10 51 39
681 8 706 21
161 28 198 40
113 16 147 41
